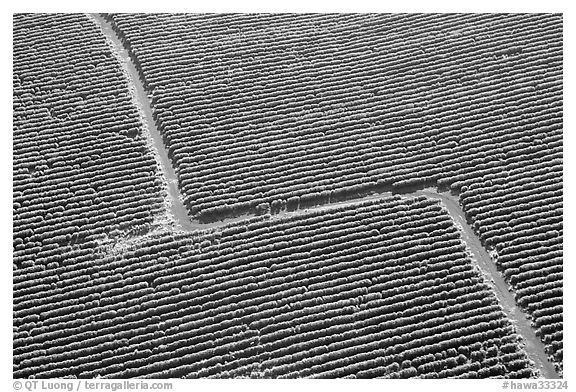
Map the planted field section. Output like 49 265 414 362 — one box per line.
13 13 167 268
14 196 535 378
107 13 563 372
107 13 561 221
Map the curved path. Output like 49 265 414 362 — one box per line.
91 13 558 378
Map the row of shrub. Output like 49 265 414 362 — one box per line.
14 196 535 378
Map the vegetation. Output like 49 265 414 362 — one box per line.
13 13 562 378
14 196 536 378
108 13 563 371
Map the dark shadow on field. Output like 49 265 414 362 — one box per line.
192 178 461 225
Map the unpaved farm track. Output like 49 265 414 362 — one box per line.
416 190 559 379
90 14 195 232
90 13 558 378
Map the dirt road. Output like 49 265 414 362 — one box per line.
416 189 558 379
90 14 195 232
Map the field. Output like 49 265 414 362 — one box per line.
13 13 562 379
15 196 536 378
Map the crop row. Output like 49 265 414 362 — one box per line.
14 196 535 378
